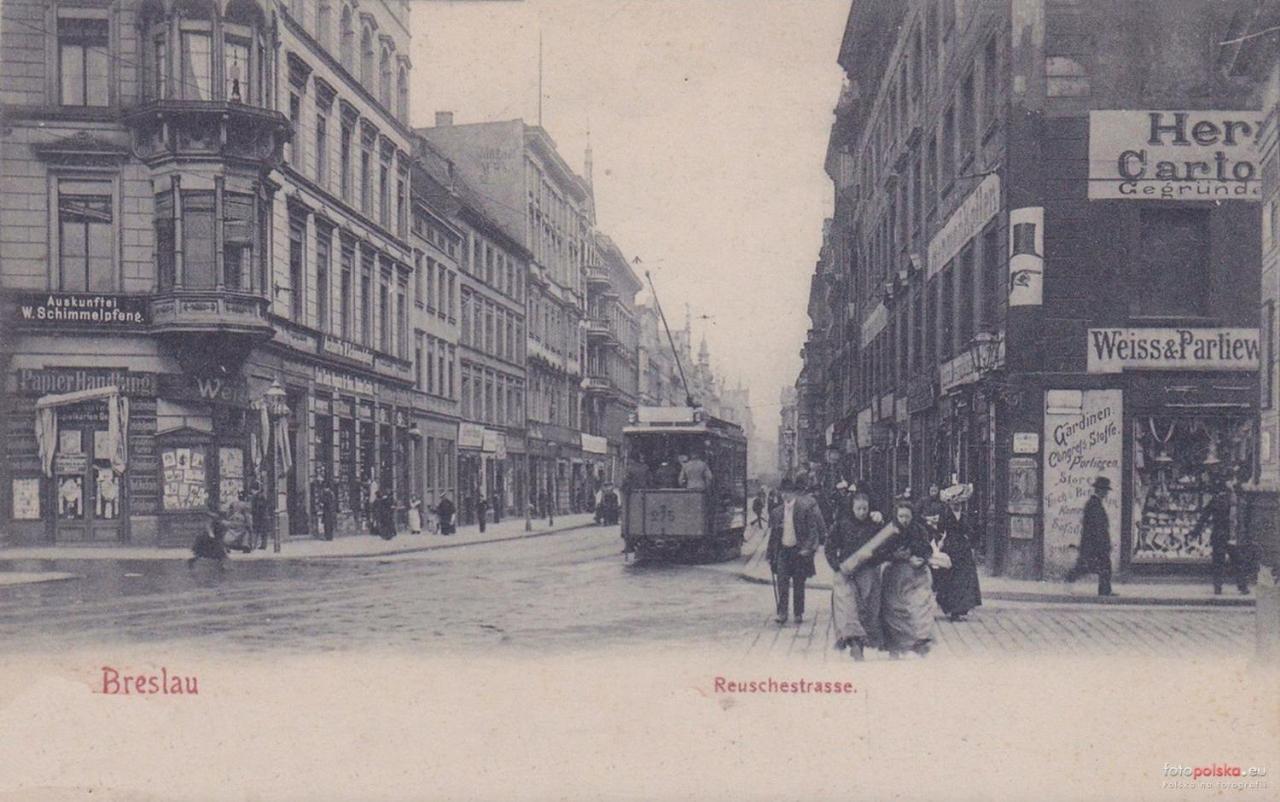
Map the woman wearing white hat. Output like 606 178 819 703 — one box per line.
933 483 982 621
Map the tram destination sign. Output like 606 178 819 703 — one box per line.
1086 328 1260 373
12 292 150 326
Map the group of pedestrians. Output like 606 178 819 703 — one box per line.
761 471 984 661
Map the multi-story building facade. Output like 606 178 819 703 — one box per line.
418 117 595 516
584 234 641 483
777 386 799 476
0 0 424 545
414 136 531 525
800 0 1270 580
636 299 685 407
1253 41 1280 598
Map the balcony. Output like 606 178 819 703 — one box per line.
150 290 273 338
123 100 290 169
582 374 615 397
584 316 618 345
586 266 612 288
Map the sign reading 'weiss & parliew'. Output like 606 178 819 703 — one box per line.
1088 110 1263 201
1086 328 1261 373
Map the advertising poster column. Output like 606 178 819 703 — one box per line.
1042 389 1123 577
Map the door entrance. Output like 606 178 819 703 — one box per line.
53 406 123 543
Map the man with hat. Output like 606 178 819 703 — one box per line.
1066 476 1116 596
766 471 827 625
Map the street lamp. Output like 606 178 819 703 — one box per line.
264 379 289 553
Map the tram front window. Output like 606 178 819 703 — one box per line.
626 434 712 490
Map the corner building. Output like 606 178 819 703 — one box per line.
817 0 1269 580
0 0 423 545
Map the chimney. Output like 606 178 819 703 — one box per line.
435 111 454 127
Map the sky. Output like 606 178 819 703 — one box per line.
408 0 849 436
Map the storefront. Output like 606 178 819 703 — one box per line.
457 422 485 524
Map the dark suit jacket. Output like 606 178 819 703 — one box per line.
767 494 827 576
1079 495 1111 569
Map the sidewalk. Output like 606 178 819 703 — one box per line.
0 513 600 562
734 523 1256 608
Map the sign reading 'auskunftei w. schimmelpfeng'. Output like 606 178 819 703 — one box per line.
1088 111 1263 201
1086 327 1261 373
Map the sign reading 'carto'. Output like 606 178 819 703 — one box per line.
1089 110 1263 201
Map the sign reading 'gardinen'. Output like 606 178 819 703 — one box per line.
1086 327 1260 373
1088 110 1263 200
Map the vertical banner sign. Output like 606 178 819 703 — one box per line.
1008 207 1043 306
1042 390 1123 577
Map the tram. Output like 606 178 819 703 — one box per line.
621 405 748 561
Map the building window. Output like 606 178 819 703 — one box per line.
339 120 353 201
58 17 109 107
289 217 305 320
1046 56 1090 98
379 274 390 352
57 182 113 291
317 2 332 49
315 113 329 186
983 37 998 131
223 192 255 291
960 73 975 165
181 29 213 100
360 27 374 86
360 136 373 215
448 272 457 321
397 281 408 358
340 6 354 70
379 48 392 109
981 223 1002 329
183 191 216 289
156 191 175 290
1133 208 1209 318
360 252 373 345
224 36 250 102
941 105 956 190
397 66 409 121
438 266 448 319
379 158 390 228
926 277 938 364
316 227 332 332
396 174 407 238
152 32 167 100
340 239 355 339
288 91 302 166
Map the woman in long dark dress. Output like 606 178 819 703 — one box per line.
878 502 936 658
933 484 983 621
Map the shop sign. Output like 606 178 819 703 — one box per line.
1042 389 1123 576
315 367 375 396
157 374 250 406
13 368 157 397
334 397 354 418
13 292 149 326
1088 110 1263 201
906 375 937 413
928 173 1001 277
491 433 508 460
1086 328 1260 373
459 423 485 450
1012 432 1040 454
860 303 888 347
481 428 503 453
357 402 374 421
581 433 609 455
54 454 89 474
320 335 375 367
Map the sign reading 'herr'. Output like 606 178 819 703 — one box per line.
1086 328 1260 373
1089 111 1263 200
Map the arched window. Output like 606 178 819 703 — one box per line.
397 65 408 121
360 26 374 87
317 2 332 51
339 5 354 70
379 47 392 108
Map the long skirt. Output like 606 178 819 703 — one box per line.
880 561 934 652
831 564 883 648
408 507 422 534
934 547 982 616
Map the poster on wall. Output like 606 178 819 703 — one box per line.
11 477 40 520
1042 389 1123 577
1007 207 1043 306
1007 456 1039 515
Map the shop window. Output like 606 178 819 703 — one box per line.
58 17 109 107
1133 208 1209 318
58 181 113 292
182 191 216 289
161 445 209 511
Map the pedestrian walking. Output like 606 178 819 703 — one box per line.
250 480 270 550
766 472 827 625
436 492 456 535
321 482 337 541
1187 472 1250 595
932 483 982 621
408 495 423 535
826 492 886 660
877 502 935 658
1065 476 1116 596
492 492 503 524
751 488 767 531
475 494 488 533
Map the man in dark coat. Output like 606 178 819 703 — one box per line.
1188 475 1249 595
435 493 456 535
1066 476 1115 596
766 472 827 625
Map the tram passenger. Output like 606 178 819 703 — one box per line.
654 459 681 488
679 448 713 492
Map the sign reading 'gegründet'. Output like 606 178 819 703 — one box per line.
1086 328 1260 373
1088 110 1263 201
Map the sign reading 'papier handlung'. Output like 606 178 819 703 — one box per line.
1086 328 1260 373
